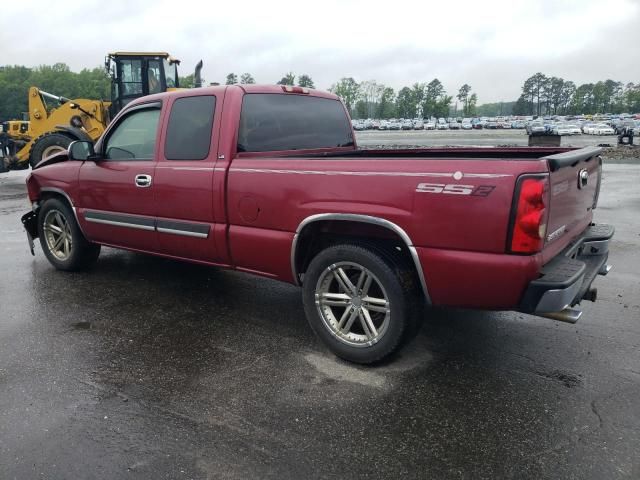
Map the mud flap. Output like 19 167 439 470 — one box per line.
21 211 38 256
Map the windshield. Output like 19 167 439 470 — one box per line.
164 59 178 88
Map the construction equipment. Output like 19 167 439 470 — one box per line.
1 52 202 171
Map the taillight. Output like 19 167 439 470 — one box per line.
508 175 549 254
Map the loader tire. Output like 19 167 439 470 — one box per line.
29 133 73 168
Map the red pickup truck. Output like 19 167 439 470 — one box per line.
21 85 614 364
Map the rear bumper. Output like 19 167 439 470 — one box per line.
518 223 614 319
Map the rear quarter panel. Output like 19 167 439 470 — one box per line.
226 156 547 253
225 155 548 298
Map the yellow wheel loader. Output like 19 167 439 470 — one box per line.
0 52 202 171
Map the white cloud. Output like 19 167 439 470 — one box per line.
1 0 638 102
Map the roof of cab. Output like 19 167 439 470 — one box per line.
127 84 340 107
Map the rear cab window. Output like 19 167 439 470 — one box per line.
237 94 354 153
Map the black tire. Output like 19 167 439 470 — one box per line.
38 197 100 271
302 244 420 364
29 133 73 168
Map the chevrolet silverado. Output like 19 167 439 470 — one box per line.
21 85 614 364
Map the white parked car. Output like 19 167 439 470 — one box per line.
413 120 424 130
589 124 615 135
401 120 414 130
567 124 582 135
424 121 436 130
552 124 573 136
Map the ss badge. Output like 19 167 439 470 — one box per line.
416 183 495 196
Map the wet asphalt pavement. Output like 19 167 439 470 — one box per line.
1 155 639 479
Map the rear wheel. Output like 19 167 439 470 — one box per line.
302 244 419 364
29 133 73 168
38 198 100 271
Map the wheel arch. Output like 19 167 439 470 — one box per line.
291 213 431 304
39 187 86 237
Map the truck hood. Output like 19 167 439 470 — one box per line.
32 150 70 170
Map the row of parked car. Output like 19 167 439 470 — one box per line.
352 116 640 136
526 119 639 136
351 117 527 131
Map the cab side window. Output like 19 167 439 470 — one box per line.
164 96 216 160
104 107 161 160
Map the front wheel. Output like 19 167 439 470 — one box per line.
38 198 100 271
302 244 419 364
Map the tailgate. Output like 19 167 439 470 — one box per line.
542 147 602 257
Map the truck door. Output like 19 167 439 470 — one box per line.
153 93 223 262
76 102 161 252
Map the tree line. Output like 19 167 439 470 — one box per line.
1 63 638 122
0 63 110 120
330 78 477 119
514 73 640 116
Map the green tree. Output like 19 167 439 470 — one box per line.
411 83 425 117
457 84 472 116
546 77 565 115
277 72 296 85
297 74 315 88
225 73 238 85
531 72 547 116
355 100 367 119
624 83 640 113
422 78 444 117
240 73 255 84
522 76 535 115
396 87 415 118
376 87 396 119
475 101 515 117
467 93 478 116
513 95 528 116
433 95 453 118
329 77 360 115
179 73 195 88
577 83 595 114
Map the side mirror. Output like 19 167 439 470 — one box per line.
68 140 96 161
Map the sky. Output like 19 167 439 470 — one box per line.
2 0 639 104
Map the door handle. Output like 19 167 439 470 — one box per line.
135 174 152 188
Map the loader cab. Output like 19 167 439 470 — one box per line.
106 52 180 118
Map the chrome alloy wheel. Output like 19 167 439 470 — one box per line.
43 209 72 260
315 262 391 347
